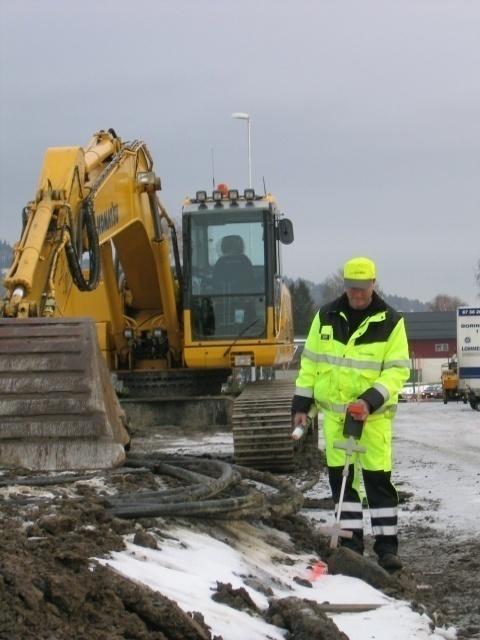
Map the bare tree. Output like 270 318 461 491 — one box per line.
321 269 345 304
427 294 466 311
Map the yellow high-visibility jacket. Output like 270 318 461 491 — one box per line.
293 293 410 469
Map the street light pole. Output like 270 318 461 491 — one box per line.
231 112 252 187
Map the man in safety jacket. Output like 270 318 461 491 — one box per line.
291 256 410 571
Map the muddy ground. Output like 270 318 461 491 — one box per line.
0 437 479 640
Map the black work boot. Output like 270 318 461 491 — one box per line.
378 552 403 572
374 535 402 571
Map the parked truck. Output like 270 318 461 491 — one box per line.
457 307 480 411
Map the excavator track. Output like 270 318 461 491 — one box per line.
116 368 230 398
115 368 233 430
233 380 305 472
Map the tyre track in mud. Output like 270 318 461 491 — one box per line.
400 524 480 639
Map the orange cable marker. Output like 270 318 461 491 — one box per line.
307 560 328 581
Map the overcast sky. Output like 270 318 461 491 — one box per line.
1 0 479 304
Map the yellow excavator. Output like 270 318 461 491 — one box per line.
0 129 294 471
441 357 461 404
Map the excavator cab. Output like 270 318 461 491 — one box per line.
181 188 294 370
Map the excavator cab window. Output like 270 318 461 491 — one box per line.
185 209 268 339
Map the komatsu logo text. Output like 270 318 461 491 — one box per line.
96 203 119 234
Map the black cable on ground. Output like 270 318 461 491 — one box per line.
105 456 305 520
108 488 267 520
108 459 241 508
107 455 264 519
235 465 305 518
1 455 307 521
0 467 151 488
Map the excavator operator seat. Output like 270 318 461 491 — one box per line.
212 235 255 295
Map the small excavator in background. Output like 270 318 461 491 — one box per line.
441 357 461 404
0 129 295 471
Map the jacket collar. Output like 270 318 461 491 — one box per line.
330 291 387 315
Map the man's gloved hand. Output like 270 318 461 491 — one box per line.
347 399 370 421
344 400 369 438
293 412 308 427
292 412 308 440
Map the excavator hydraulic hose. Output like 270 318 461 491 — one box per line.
65 199 100 291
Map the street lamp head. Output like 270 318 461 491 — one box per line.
231 112 250 120
231 112 252 188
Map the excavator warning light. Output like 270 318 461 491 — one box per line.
216 183 229 196
228 189 239 201
212 190 223 202
244 189 255 201
196 191 207 203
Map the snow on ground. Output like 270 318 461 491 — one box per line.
101 524 445 640
393 401 480 536
99 401 478 640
